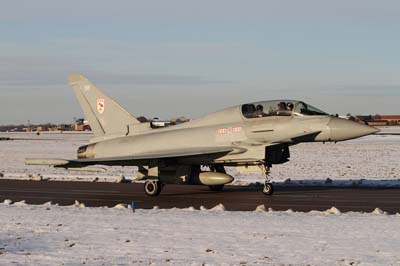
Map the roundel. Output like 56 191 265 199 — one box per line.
97 98 105 114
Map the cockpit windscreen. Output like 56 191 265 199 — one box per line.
241 100 328 118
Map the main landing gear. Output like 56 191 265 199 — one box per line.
143 163 164 196
208 164 226 192
144 180 163 196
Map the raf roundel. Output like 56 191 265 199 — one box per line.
97 98 105 114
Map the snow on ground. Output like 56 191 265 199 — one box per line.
378 126 400 134
0 201 399 266
0 129 399 185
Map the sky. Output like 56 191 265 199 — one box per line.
0 0 399 124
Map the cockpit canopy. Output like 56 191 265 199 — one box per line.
241 100 328 119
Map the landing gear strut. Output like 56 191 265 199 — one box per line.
260 164 274 196
144 180 162 196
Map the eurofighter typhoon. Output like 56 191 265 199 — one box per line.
26 74 379 196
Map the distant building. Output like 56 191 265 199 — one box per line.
73 118 92 131
356 115 400 126
74 124 91 131
36 126 48 132
367 121 388 127
377 115 400 126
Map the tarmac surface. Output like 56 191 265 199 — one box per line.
0 179 399 213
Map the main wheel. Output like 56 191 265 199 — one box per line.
208 185 224 191
262 182 274 195
144 180 162 196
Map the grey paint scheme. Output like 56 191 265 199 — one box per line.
26 74 379 188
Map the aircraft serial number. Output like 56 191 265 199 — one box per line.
216 126 242 134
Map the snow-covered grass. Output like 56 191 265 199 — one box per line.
0 201 399 266
0 130 399 185
378 126 400 134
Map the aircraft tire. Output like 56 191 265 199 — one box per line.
144 180 162 196
208 185 224 191
262 182 274 195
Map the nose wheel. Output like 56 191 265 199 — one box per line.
144 180 163 196
262 182 274 195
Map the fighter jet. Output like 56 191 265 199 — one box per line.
26 74 379 196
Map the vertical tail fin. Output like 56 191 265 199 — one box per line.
68 74 140 137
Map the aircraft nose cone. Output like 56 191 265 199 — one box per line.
328 117 380 141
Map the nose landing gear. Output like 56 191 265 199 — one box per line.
262 182 274 195
260 164 274 196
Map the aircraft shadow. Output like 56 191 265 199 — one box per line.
163 179 400 196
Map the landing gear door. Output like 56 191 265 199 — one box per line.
265 144 290 166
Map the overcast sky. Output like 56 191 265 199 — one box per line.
0 0 399 124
